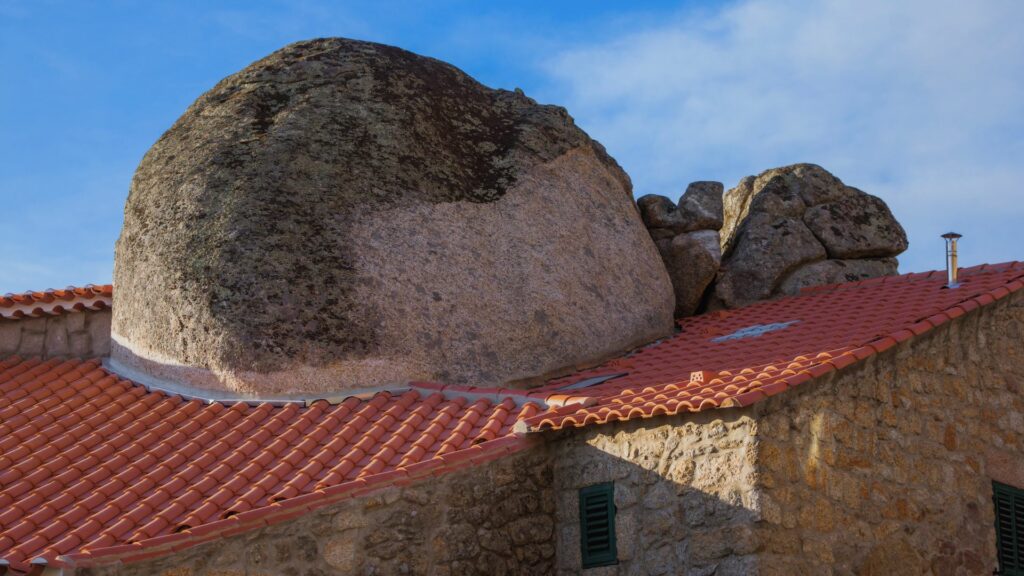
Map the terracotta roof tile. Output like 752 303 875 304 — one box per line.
524 262 1024 430
1 263 1022 572
0 285 112 320
0 359 539 573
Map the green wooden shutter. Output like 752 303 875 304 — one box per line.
994 481 1024 576
580 482 617 568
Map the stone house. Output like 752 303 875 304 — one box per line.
0 261 1022 575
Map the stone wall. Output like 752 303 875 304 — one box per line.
0 309 111 359
550 411 762 575
76 443 555 576
753 289 1024 575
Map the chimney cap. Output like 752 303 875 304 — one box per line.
941 232 962 239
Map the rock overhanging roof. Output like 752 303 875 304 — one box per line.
1 262 1022 572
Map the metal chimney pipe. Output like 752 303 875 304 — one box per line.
942 232 962 288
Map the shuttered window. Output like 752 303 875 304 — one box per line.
579 482 617 568
995 481 1024 576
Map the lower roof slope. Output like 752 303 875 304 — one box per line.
0 261 1021 571
0 359 540 572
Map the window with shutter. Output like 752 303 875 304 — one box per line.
994 480 1024 576
579 482 617 568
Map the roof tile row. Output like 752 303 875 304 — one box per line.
0 285 112 320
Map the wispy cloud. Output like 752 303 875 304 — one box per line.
541 0 1024 271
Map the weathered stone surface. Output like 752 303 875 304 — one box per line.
0 322 20 355
777 258 898 295
721 164 849 250
553 410 762 576
637 181 726 319
112 37 674 396
0 310 110 360
715 164 907 309
858 537 930 576
755 289 1024 574
715 214 826 308
44 318 69 357
677 181 724 232
86 311 111 356
656 230 721 316
637 194 684 232
804 191 908 258
18 331 44 356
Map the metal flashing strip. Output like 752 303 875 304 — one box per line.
557 372 629 391
102 358 543 409
101 358 408 407
407 383 544 409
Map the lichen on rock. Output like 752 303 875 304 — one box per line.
113 37 674 395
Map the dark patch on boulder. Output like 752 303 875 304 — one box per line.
113 37 671 394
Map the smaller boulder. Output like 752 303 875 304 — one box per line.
715 214 826 308
715 164 908 310
803 192 908 258
637 194 684 232
656 230 721 317
677 181 724 231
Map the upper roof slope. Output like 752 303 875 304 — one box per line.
528 261 1024 430
0 262 1022 572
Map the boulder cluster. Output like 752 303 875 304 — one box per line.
110 36 912 398
639 164 908 315
637 182 725 317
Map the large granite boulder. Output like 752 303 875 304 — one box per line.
112 38 675 396
715 164 906 308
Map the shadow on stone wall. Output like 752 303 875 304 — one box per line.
550 411 763 576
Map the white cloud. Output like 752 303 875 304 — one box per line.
541 0 1024 271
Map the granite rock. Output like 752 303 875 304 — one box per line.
715 214 826 308
637 194 685 232
677 181 724 232
803 191 908 258
112 37 673 395
656 230 721 317
777 258 898 296
715 164 907 309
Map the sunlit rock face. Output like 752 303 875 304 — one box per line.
112 37 675 396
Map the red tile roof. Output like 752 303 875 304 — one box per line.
1 262 1022 571
0 286 112 320
0 358 541 572
523 262 1024 430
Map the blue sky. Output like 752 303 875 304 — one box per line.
1 0 1022 292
